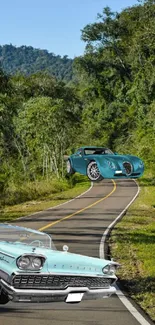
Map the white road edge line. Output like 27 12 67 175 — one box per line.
99 180 152 325
99 179 140 259
116 284 151 325
16 182 93 221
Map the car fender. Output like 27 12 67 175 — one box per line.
87 157 107 176
88 157 117 178
69 155 75 169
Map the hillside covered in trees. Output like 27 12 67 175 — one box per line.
0 44 73 81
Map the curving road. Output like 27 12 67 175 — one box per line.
0 180 153 325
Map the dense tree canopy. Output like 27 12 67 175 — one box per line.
74 0 155 172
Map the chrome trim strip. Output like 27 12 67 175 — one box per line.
0 251 15 258
12 271 115 278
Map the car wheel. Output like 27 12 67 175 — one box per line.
0 290 9 305
66 159 75 175
87 161 103 182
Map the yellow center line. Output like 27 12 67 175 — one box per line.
39 180 117 232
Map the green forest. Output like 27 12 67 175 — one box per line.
0 44 73 81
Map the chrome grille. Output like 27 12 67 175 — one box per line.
123 161 132 175
12 274 112 290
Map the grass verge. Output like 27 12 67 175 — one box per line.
0 175 90 222
110 176 155 321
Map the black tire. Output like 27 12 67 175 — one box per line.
66 159 75 175
87 161 103 182
0 290 9 305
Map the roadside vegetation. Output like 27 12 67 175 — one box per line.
0 175 90 222
0 0 155 320
110 173 155 321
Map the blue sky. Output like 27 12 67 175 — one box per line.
1 0 139 58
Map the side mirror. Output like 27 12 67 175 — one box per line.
75 152 82 157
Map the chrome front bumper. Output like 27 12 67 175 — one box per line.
0 279 116 303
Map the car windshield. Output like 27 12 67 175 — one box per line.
0 224 56 250
84 148 114 155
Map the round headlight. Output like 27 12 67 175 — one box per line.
108 264 116 274
103 263 119 275
102 264 111 274
32 257 42 269
17 256 30 269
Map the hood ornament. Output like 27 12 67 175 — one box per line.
63 245 69 252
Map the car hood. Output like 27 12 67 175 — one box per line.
45 250 111 275
112 154 140 163
88 154 141 165
0 241 115 275
91 154 139 161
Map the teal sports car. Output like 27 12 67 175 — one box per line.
0 224 119 304
67 147 144 182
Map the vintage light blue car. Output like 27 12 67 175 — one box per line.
67 147 144 182
0 224 119 304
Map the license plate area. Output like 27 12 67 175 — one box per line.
65 292 84 303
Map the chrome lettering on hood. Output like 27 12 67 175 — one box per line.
0 251 15 264
0 254 9 263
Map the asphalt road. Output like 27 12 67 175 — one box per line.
0 180 153 325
